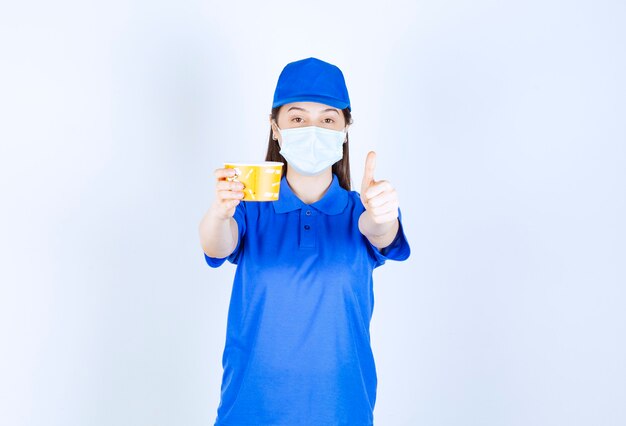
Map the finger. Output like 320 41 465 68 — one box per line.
361 151 377 191
217 190 245 200
370 202 398 217
215 168 238 180
364 180 393 200
366 189 397 208
216 180 244 191
371 211 398 225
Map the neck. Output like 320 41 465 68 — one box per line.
285 167 333 204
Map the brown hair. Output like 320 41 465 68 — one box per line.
264 106 354 191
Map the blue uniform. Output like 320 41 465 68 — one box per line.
204 173 411 425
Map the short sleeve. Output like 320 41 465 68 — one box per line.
203 201 247 268
364 206 411 269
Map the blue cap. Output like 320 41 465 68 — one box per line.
272 57 351 112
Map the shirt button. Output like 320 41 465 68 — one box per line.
304 225 311 230
305 210 311 216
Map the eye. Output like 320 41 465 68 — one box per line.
324 118 334 124
291 117 303 123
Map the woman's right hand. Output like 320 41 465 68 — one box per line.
211 168 245 220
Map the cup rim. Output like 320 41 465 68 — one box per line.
224 161 284 166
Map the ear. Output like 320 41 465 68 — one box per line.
270 119 279 141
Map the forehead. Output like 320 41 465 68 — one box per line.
281 101 339 114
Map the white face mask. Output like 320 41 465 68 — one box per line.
274 124 347 176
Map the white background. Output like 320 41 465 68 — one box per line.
1 1 624 425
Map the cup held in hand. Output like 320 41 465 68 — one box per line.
224 161 284 201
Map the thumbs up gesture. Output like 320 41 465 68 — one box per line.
360 151 400 225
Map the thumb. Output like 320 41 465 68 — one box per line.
361 151 377 194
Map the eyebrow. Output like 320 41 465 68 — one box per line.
287 106 339 115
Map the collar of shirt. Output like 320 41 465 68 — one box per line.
272 173 349 216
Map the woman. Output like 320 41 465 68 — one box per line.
199 57 410 425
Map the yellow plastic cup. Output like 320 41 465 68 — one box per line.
224 161 284 201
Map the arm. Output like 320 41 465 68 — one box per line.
358 210 399 250
199 207 239 258
198 167 244 258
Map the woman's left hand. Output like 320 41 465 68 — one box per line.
360 151 400 225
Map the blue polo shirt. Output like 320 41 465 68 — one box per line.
204 173 410 426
